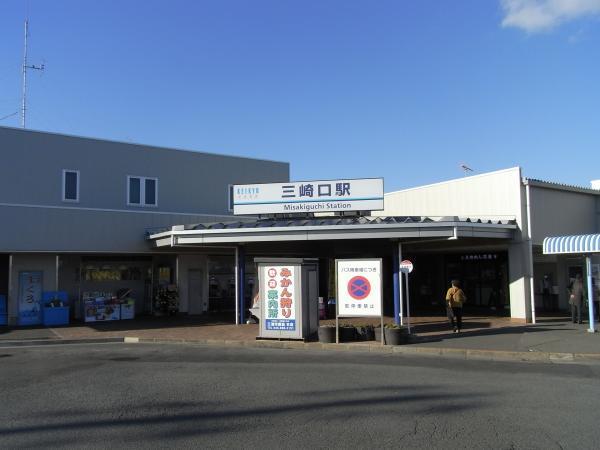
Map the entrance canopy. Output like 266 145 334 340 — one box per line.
543 233 599 333
147 216 516 247
543 234 600 255
147 215 516 326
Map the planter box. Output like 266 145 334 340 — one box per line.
355 325 375 341
43 307 69 326
318 326 336 343
375 328 382 342
384 327 409 346
339 326 356 342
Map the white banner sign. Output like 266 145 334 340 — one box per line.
336 259 382 317
233 178 384 215
261 265 296 332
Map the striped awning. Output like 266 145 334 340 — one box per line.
543 234 600 255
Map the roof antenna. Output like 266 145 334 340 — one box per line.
460 163 474 176
22 19 45 129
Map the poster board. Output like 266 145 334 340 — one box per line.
18 271 43 326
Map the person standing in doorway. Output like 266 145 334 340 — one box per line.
569 273 584 324
446 280 467 333
542 275 552 312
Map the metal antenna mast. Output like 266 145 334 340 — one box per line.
22 19 44 128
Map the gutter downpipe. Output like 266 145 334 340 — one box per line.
586 255 596 333
399 242 404 326
234 247 239 325
238 245 245 325
392 241 400 326
525 182 536 324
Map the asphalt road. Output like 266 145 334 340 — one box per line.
1 343 599 449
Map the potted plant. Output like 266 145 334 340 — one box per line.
383 323 409 345
355 324 375 341
318 324 336 343
338 323 356 342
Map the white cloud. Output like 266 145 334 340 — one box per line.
500 0 600 32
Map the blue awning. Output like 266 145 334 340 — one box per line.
543 234 600 255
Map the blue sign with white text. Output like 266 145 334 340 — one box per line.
266 319 296 331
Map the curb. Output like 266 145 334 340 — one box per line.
0 337 125 348
131 337 600 364
2 336 599 365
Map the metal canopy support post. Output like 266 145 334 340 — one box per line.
399 242 404 326
392 242 400 326
238 245 246 325
234 247 239 325
405 272 411 334
586 255 596 333
55 255 60 291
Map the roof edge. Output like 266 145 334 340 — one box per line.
385 167 521 196
523 178 600 195
0 125 289 167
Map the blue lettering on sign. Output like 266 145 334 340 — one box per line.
237 187 260 195
266 319 296 331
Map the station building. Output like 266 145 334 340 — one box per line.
1 125 598 326
0 126 288 326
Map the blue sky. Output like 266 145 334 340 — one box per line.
1 0 599 192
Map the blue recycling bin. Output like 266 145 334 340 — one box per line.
42 291 70 326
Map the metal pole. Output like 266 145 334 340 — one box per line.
586 255 595 333
392 242 400 326
380 258 384 347
234 247 239 325
405 273 411 334
525 183 536 324
22 20 28 128
335 259 339 344
239 245 245 324
8 254 13 324
55 255 59 291
398 242 404 326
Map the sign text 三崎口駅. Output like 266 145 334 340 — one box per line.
232 178 384 215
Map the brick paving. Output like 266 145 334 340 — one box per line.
46 314 522 342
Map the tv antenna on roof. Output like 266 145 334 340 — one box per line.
21 19 45 129
460 163 474 176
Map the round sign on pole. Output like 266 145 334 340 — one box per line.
399 259 414 274
347 276 371 300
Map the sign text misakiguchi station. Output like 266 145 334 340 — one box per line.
233 178 384 215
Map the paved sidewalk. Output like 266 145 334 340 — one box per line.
1 315 599 362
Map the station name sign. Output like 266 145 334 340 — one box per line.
233 178 384 215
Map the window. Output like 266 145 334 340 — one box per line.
127 176 158 207
62 170 79 202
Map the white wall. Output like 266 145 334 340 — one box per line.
380 167 522 224
529 185 598 243
379 167 535 320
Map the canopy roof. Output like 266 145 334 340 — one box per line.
147 215 516 247
543 234 600 255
